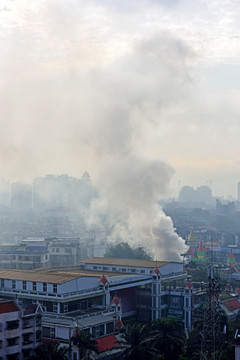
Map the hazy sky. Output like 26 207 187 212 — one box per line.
1 0 240 198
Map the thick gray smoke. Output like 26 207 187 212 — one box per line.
83 34 191 260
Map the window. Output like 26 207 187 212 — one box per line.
53 302 58 313
42 327 55 338
103 267 108 271
23 334 32 345
50 327 55 338
7 337 19 347
106 322 114 334
0 341 2 349
65 248 72 254
140 270 145 274
53 284 57 293
43 283 47 292
22 319 30 328
12 280 16 289
6 320 19 330
93 266 97 270
122 268 126 272
56 248 59 253
36 330 41 342
23 281 27 290
131 269 136 273
1 279 4 288
33 282 37 291
186 298 189 308
112 267 116 271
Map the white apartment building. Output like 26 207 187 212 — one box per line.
0 300 42 360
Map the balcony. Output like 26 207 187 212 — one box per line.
6 344 20 355
5 329 19 338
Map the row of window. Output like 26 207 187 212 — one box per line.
0 279 57 293
51 248 72 254
0 332 41 348
92 265 146 273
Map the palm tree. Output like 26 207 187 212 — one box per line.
151 318 185 360
71 328 99 360
118 323 158 360
30 343 68 360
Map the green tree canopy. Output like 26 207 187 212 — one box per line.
104 242 152 260
71 328 99 360
119 323 158 360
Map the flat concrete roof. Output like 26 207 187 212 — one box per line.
83 257 170 268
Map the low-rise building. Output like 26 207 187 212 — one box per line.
0 257 205 347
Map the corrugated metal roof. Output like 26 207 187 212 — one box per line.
0 268 143 284
83 257 170 268
0 269 80 284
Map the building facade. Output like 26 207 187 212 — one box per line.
0 300 42 360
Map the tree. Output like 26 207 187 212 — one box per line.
118 323 158 360
30 343 68 360
71 329 99 360
151 318 185 360
104 242 152 260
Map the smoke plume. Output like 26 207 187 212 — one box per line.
83 34 191 260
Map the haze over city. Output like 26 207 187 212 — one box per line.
0 0 240 199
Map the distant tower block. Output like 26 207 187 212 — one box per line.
227 248 236 267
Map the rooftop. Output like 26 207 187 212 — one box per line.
0 268 143 284
223 298 240 311
83 257 171 268
96 334 120 353
0 269 80 284
0 300 20 314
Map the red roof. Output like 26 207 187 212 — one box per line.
198 240 204 252
228 248 234 259
224 298 240 311
96 335 120 353
0 301 19 314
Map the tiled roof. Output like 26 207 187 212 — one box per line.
223 298 240 311
96 335 120 353
0 301 19 314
